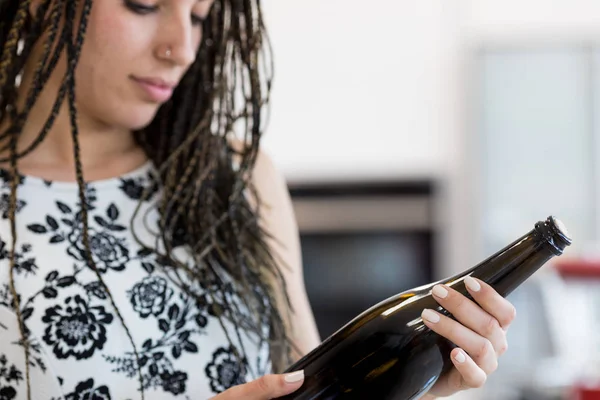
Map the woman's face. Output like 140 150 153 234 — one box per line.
28 0 214 130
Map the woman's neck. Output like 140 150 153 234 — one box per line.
0 104 149 182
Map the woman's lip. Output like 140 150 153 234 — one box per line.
132 77 174 103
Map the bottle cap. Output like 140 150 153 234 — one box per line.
536 216 572 255
551 216 571 242
549 216 572 245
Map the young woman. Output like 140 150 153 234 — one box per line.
0 1 516 399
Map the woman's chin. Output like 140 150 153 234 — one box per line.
123 108 161 130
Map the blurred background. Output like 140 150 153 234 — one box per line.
259 1 600 399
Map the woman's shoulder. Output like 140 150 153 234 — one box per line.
228 137 322 358
227 137 286 201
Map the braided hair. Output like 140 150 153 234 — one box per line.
0 0 297 398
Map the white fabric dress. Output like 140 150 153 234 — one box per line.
0 161 271 400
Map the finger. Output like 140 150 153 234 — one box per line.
422 308 498 375
447 348 487 390
211 371 305 399
464 276 517 330
431 283 508 356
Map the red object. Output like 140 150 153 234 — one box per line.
553 259 600 279
571 385 600 400
554 259 600 400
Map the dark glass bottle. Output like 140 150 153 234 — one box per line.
277 216 572 400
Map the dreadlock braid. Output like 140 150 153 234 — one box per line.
135 0 299 369
0 0 30 124
0 0 68 157
1 1 298 399
0 0 29 89
3 1 38 399
63 1 147 397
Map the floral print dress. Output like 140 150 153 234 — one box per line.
0 162 271 399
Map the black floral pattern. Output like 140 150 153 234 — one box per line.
71 202 129 273
160 371 188 395
26 199 130 273
42 295 114 360
65 378 112 400
0 387 16 400
0 170 25 188
0 284 20 312
205 347 248 393
105 282 206 395
118 170 159 201
0 240 38 276
0 194 26 219
84 281 107 300
0 170 27 222
0 162 266 398
68 228 130 273
0 353 22 400
129 276 172 318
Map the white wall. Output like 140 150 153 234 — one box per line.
259 0 600 182
260 0 462 183
463 0 600 42
258 5 600 399
259 0 600 291
453 0 600 265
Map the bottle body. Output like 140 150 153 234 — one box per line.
279 284 456 400
277 216 571 400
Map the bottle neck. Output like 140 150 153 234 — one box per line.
446 230 558 297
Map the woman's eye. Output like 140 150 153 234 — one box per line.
124 0 205 27
191 15 206 27
124 0 158 15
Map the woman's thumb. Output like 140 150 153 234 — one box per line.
249 370 305 398
212 370 305 399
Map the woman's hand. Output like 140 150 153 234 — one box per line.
421 276 517 398
208 371 304 399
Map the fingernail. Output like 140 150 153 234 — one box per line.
465 276 481 292
422 308 440 323
432 285 448 299
285 370 304 383
454 350 466 363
